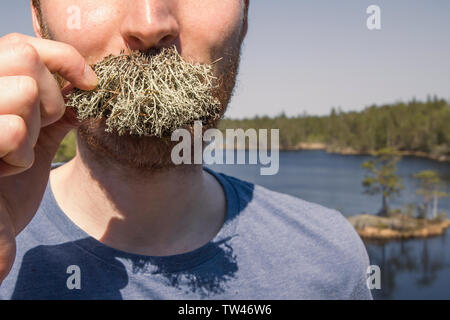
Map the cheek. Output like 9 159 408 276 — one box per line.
42 1 123 62
180 1 244 62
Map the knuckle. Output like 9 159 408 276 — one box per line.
2 33 24 45
12 43 40 68
16 76 39 106
6 116 27 150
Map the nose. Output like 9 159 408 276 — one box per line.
120 0 179 51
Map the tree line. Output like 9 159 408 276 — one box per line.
218 96 450 160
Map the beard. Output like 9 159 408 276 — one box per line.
73 46 240 171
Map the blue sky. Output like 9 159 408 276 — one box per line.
1 0 449 118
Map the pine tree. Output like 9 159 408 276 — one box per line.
413 170 449 219
361 148 404 216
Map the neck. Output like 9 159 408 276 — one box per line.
49 142 226 256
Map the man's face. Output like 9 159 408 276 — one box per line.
32 0 248 170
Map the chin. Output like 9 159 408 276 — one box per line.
77 118 179 171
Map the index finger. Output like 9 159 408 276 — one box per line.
1 34 98 91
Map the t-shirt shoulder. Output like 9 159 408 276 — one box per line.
216 171 372 299
218 171 362 246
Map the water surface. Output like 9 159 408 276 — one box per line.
207 150 450 299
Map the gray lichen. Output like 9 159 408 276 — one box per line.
65 47 221 138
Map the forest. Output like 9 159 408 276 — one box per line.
218 96 450 161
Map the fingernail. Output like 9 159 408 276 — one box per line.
84 63 98 88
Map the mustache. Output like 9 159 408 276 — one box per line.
65 46 222 138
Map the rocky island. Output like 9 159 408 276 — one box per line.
348 213 450 240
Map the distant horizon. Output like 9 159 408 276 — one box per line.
1 1 449 118
223 94 449 119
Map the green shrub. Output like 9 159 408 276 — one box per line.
53 130 77 163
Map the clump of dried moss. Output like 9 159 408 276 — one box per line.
65 47 221 137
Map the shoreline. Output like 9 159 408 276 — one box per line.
221 142 449 162
286 142 450 162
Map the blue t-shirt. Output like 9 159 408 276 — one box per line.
0 166 372 299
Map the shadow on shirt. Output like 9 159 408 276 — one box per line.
11 237 238 299
10 179 254 300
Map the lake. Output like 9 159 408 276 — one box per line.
207 150 450 299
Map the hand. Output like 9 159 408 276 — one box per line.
0 33 98 284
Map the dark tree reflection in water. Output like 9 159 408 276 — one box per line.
365 231 450 299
